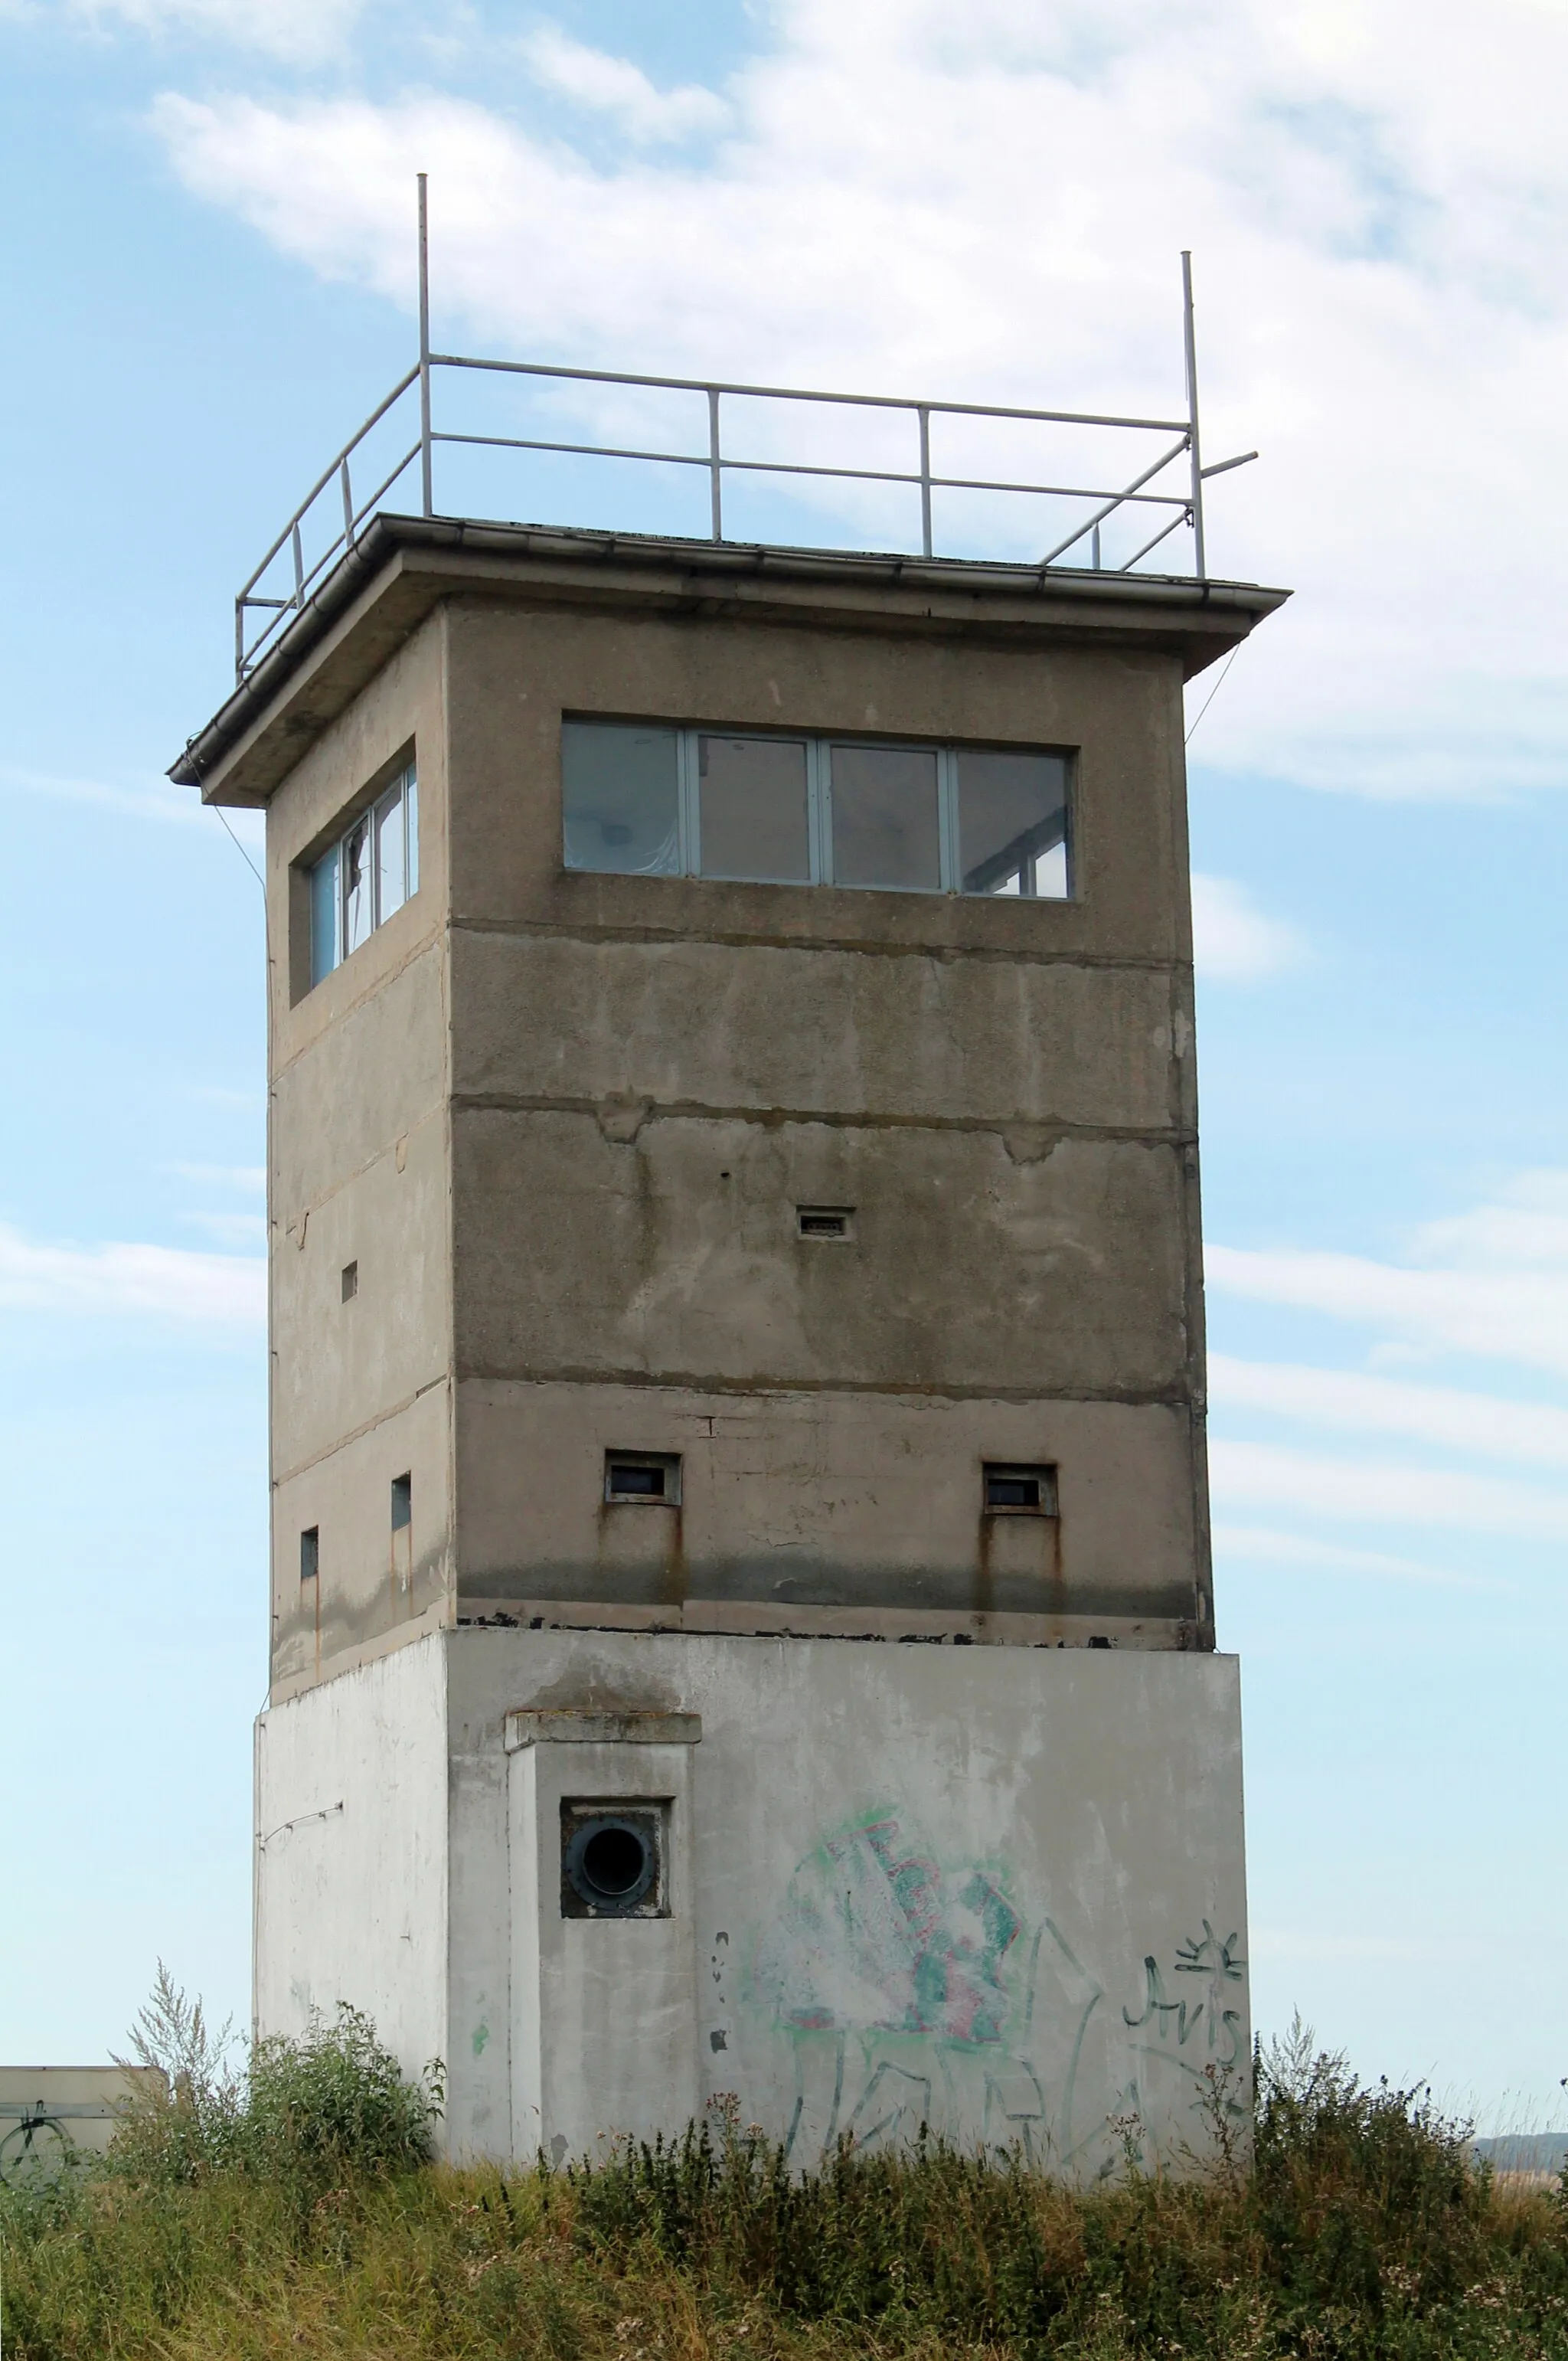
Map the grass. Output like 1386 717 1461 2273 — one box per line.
3 2001 1568 2359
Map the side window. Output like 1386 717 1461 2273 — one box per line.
307 760 418 987
560 721 1070 900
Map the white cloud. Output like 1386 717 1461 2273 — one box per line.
1211 1522 1496 1591
1207 1170 1568 1378
520 25 728 145
1208 1437 1568 1542
0 1221 264 1323
145 0 1568 803
65 0 361 63
1191 873 1305 981
1208 1355 1568 1470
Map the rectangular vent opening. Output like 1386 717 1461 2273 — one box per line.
341 1261 358 1302
299 1527 320 1583
390 1473 412 1532
605 1451 681 1505
797 1206 854 1241
984 1463 1059 1516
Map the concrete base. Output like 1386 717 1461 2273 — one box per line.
255 1628 1248 2176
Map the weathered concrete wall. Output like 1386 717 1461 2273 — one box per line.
254 1633 449 2078
456 1382 1197 1636
264 614 454 1693
440 594 1207 1640
262 1628 1248 2175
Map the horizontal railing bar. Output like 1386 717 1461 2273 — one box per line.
237 365 420 600
428 351 1190 435
433 429 1190 508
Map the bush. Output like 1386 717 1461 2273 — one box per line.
106 1961 440 2190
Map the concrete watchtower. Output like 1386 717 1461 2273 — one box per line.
175 290 1285 2172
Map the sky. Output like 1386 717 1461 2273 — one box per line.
1 0 1565 2128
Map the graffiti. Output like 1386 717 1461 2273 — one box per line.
750 1807 1248 2174
1122 1921 1246 2070
753 1806 1103 2168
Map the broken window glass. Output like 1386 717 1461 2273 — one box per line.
698 734 810 882
958 750 1070 898
341 813 373 953
374 782 406 921
302 761 419 989
828 744 941 891
562 720 681 875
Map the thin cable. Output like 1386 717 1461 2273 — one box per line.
1184 645 1240 745
213 803 265 892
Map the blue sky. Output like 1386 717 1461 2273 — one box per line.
2 0 1565 2127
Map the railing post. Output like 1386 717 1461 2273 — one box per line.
707 387 723 540
1181 249 1206 579
341 457 355 549
1091 523 1101 571
291 522 305 609
917 404 933 558
235 598 246 683
418 172 433 518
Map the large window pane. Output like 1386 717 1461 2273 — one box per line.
374 782 406 921
563 720 681 875
341 813 373 953
828 744 941 891
698 735 810 882
958 750 1070 898
309 842 339 986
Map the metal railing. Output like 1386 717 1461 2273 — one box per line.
235 181 1256 683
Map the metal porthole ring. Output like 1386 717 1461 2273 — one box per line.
565 1816 656 1911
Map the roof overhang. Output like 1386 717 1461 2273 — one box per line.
169 512 1290 809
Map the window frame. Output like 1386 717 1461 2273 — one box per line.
563 720 1073 900
306 758 420 989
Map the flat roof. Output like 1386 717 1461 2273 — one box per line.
172 512 1289 809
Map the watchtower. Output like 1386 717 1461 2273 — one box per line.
175 249 1285 2172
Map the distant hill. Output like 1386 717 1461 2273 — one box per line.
1474 2134 1568 2175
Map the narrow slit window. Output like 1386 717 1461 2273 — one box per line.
390 1473 412 1533
305 759 419 987
797 1206 854 1240
984 1463 1059 1515
299 1527 320 1583
605 1451 681 1504
341 1261 358 1302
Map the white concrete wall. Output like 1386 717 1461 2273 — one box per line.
447 1628 1248 2176
254 1633 449 2084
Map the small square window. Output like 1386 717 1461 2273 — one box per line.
983 1463 1059 1515
299 1527 320 1583
341 1261 358 1302
390 1473 412 1533
797 1205 854 1240
605 1451 681 1505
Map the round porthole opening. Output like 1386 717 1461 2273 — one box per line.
565 1814 658 1913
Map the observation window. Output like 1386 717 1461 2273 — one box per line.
562 721 1070 898
605 1451 682 1505
983 1464 1060 1515
308 761 419 986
